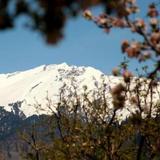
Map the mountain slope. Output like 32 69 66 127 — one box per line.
0 63 119 116
0 63 159 120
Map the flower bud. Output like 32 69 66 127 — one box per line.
121 40 130 53
135 19 145 29
111 83 126 95
148 4 158 17
83 10 92 20
125 42 141 58
123 70 133 82
150 18 158 27
150 32 160 45
112 67 120 76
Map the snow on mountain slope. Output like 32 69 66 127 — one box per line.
0 63 120 116
1 63 159 119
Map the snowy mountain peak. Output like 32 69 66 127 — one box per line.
1 63 159 120
0 63 108 116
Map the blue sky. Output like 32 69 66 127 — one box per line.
0 0 151 74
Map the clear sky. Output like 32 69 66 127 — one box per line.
0 0 151 74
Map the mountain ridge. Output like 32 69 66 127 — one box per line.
0 63 118 116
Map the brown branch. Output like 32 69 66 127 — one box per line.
54 112 65 142
125 16 160 78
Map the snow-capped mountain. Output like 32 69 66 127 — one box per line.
0 63 119 116
0 63 159 119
